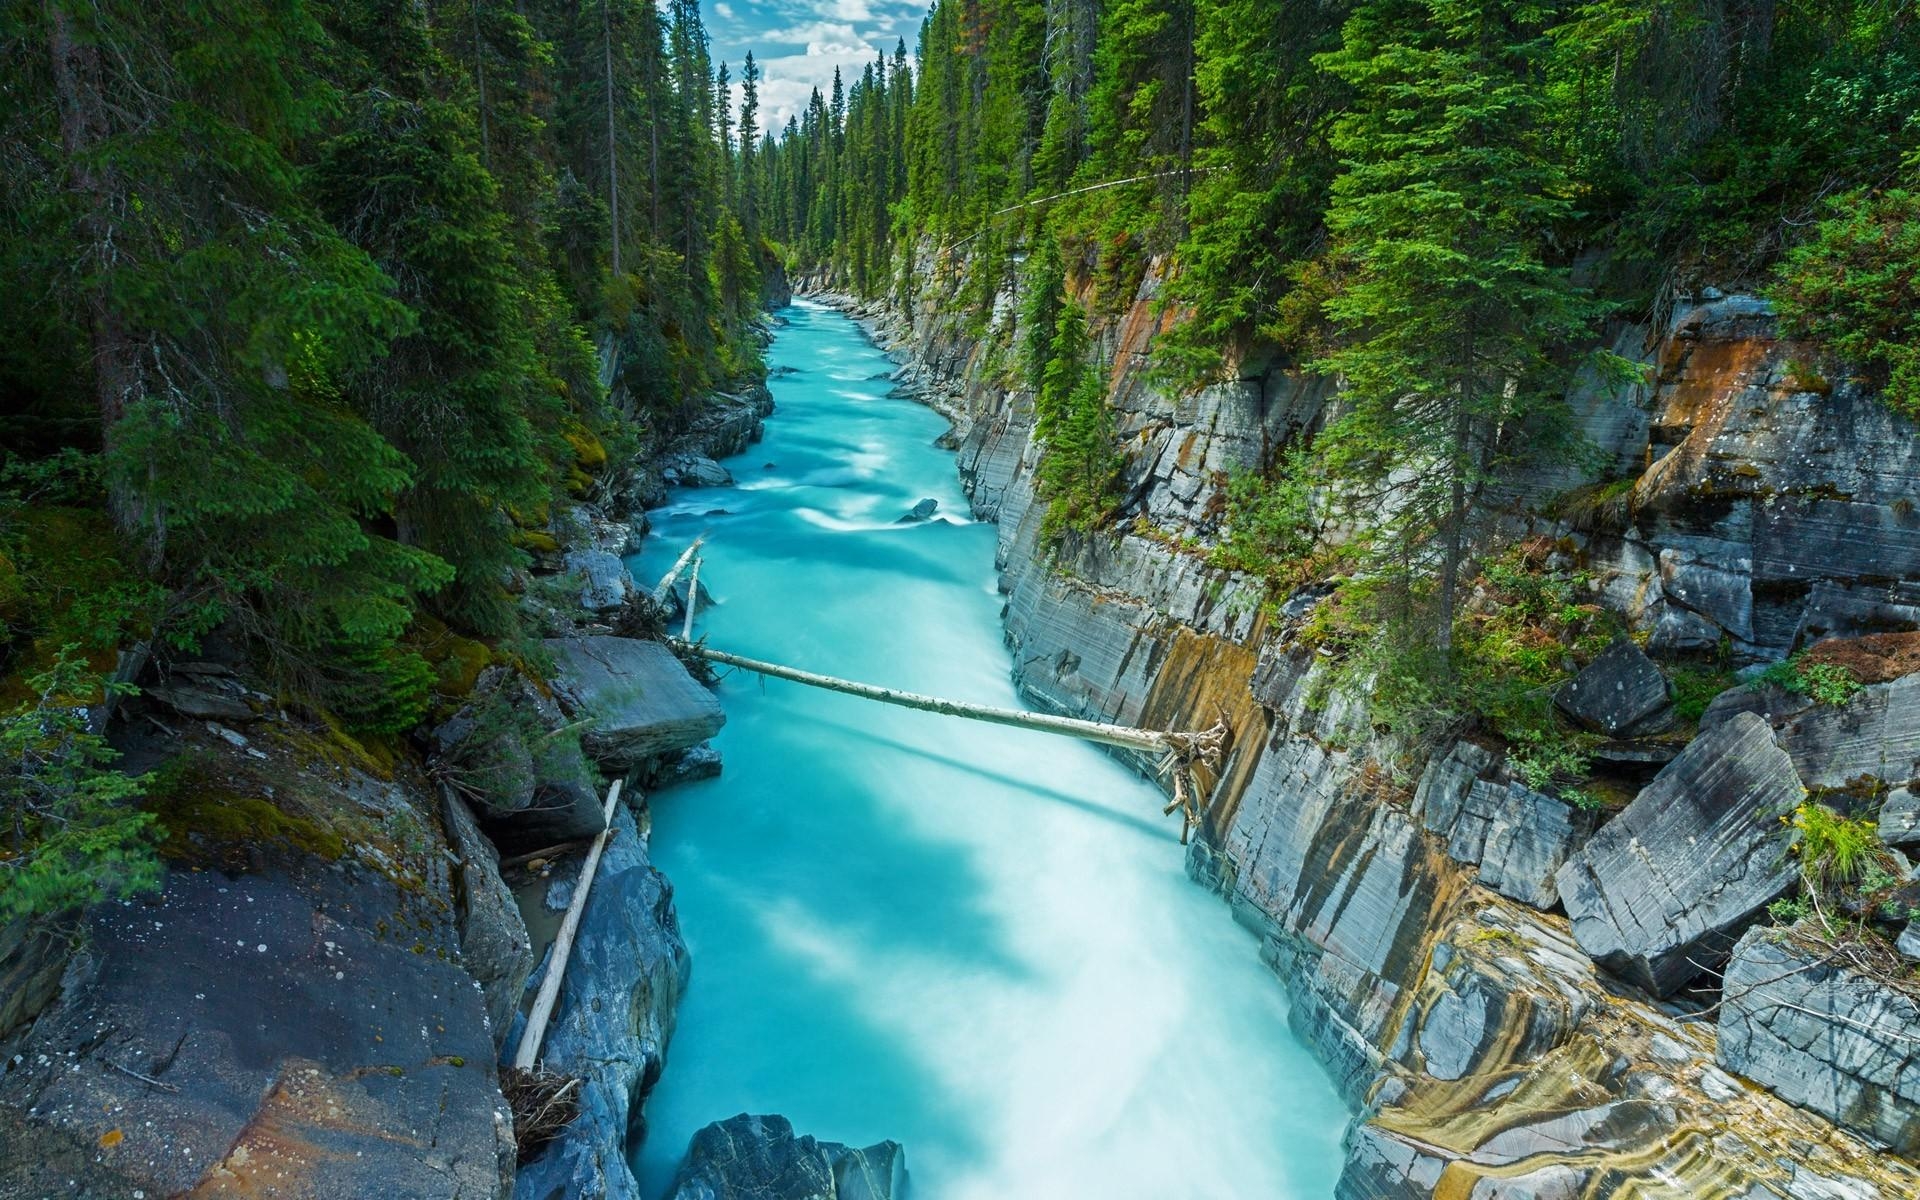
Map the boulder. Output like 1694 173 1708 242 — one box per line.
896 497 939 523
662 453 735 488
666 1114 906 1200
1774 673 1920 791
1717 928 1920 1156
1553 640 1673 737
565 549 635 612
143 677 258 722
1427 779 1588 910
1882 787 1920 848
441 789 536 1045
513 804 690 1200
432 669 609 849
545 637 727 771
1555 712 1803 995
1900 923 1920 960
648 742 724 790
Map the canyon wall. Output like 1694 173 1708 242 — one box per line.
818 252 1920 1198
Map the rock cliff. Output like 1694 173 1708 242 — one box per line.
812 246 1920 1196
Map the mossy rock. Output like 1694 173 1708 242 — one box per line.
508 498 553 530
147 783 348 865
563 419 608 472
512 529 561 555
564 467 595 498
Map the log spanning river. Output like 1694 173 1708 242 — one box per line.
629 299 1346 1198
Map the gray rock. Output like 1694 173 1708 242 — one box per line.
514 805 690 1200
1700 681 1815 732
1882 787 1920 848
1717 928 1920 1156
545 636 727 771
650 742 724 790
1555 712 1803 995
1429 780 1587 910
662 453 735 488
565 549 634 612
1899 922 1920 960
0 860 512 1199
1775 674 1920 791
0 917 70 1042
1553 640 1673 738
896 497 939 523
144 678 257 722
666 1114 905 1200
1412 740 1495 828
441 788 535 1045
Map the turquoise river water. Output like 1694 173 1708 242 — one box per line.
628 299 1347 1198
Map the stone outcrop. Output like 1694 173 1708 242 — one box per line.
0 726 516 1199
1718 928 1920 1157
1552 639 1673 737
665 1114 905 1200
514 803 691 1200
545 636 727 772
1555 711 1804 995
433 666 609 849
442 787 536 1043
662 452 736 488
1881 786 1920 847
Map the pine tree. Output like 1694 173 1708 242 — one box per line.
1313 0 1616 656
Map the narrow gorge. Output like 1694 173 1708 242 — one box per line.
3 1 1917 1198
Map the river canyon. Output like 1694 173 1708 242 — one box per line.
631 298 1347 1198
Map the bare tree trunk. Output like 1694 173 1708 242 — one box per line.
602 0 621 277
46 2 147 548
473 0 490 168
1436 403 1470 663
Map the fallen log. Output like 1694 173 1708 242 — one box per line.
511 779 622 1071
676 640 1184 755
650 538 704 604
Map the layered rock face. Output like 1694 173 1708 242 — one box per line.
819 253 1920 1196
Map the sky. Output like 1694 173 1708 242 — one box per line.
704 0 927 130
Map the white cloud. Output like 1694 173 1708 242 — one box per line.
714 2 735 18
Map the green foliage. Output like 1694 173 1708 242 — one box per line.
1 649 159 921
1788 802 1885 898
2 0 770 737
1760 655 1865 706
1771 185 1920 417
1307 543 1609 786
1208 447 1322 583
1670 664 1737 723
1312 0 1619 652
1032 291 1124 533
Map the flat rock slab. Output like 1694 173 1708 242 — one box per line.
1554 640 1673 737
0 866 511 1199
546 637 726 771
1718 928 1920 1156
1555 711 1803 996
667 1113 905 1200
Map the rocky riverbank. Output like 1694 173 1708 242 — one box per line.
806 256 1920 1197
0 375 772 1198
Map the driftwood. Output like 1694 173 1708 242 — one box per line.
499 840 592 871
681 555 703 640
511 780 623 1071
650 538 704 605
673 639 1228 838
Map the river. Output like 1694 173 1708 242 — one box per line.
628 298 1347 1198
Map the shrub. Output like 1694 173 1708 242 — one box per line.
1760 654 1864 706
1771 186 1920 418
1789 802 1885 898
0 648 159 921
